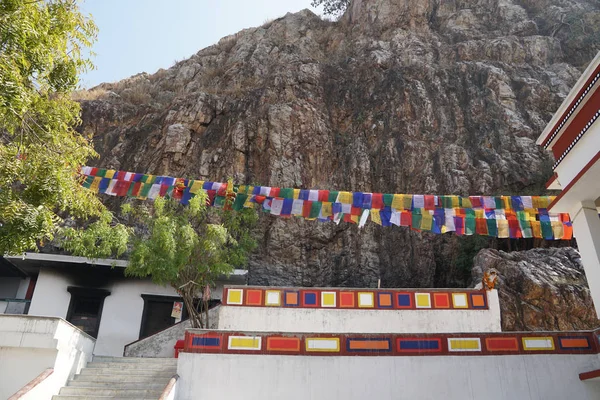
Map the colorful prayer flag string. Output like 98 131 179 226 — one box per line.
79 166 573 240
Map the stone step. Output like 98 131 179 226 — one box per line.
79 367 175 377
87 361 175 370
92 356 177 364
52 396 150 400
67 380 166 389
59 387 162 397
73 374 166 383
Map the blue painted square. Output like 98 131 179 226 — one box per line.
398 339 440 351
304 292 317 305
397 293 412 307
192 336 220 348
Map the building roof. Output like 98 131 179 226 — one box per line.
537 51 600 149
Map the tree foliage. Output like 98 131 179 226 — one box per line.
122 194 257 328
311 0 350 17
0 0 101 254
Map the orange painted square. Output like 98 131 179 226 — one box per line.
246 289 262 306
285 292 299 306
378 293 393 307
560 338 589 348
471 294 485 307
433 293 450 308
340 292 355 308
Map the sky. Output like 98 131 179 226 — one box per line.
80 0 321 88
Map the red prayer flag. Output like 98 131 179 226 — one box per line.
269 187 280 198
475 218 488 235
371 193 383 210
131 182 142 197
351 206 362 216
424 195 435 210
318 190 329 202
302 201 313 218
400 211 411 226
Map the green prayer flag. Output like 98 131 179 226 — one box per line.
328 191 339 203
214 196 226 207
81 175 94 189
139 183 152 198
309 201 322 219
465 216 476 235
441 196 453 209
495 197 503 209
541 221 553 239
486 219 498 237
96 168 107 178
412 209 422 229
383 194 394 207
233 194 248 210
280 188 294 199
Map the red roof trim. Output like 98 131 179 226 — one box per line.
548 150 600 211
580 369 600 381
544 173 558 189
541 63 600 148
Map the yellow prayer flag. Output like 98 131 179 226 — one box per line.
189 180 204 194
403 195 413 210
321 202 333 217
551 221 564 239
89 176 102 192
502 196 511 210
474 209 484 219
392 194 404 210
105 169 116 179
293 189 300 199
451 196 460 208
531 221 542 238
461 197 472 208
497 220 509 238
370 209 382 225
421 212 433 231
338 191 352 204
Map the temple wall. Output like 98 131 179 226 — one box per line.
177 352 600 400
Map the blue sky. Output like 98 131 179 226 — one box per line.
80 0 320 88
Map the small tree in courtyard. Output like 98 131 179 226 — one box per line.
122 192 257 328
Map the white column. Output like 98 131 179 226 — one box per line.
571 201 600 318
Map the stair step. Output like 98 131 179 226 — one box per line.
53 397 151 400
60 387 162 396
79 367 175 376
93 356 177 364
73 374 169 383
67 381 166 389
87 361 175 370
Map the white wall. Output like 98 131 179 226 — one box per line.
95 279 180 357
217 290 501 333
0 315 95 400
177 353 600 400
28 269 73 319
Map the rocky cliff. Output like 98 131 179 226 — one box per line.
473 247 599 331
78 0 599 291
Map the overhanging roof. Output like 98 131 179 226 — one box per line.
3 253 248 280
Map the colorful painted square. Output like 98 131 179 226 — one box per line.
558 336 591 350
448 338 482 352
522 337 555 351
191 335 222 350
226 288 243 305
321 291 337 308
267 337 301 352
284 291 300 307
377 292 394 308
302 291 319 307
396 293 412 308
433 293 450 308
358 292 374 308
397 338 442 353
470 292 487 309
265 290 281 306
485 337 519 352
245 289 262 306
305 337 340 352
228 336 262 351
451 293 468 309
415 293 431 308
347 338 391 352
339 292 355 308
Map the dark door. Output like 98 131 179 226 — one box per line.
139 295 189 339
66 287 110 338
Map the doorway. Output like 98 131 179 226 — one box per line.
66 286 110 338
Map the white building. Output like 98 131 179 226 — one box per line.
537 51 600 316
0 252 246 357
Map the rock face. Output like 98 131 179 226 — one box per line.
473 248 599 331
80 0 599 290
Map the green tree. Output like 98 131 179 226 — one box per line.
0 0 102 254
311 0 349 17
122 194 257 328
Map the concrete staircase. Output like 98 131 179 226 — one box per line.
51 356 177 400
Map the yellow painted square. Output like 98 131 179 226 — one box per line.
265 290 281 306
448 338 481 352
321 292 336 307
229 336 261 350
358 292 374 308
415 293 431 308
227 289 243 305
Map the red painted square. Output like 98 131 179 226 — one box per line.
433 293 450 308
485 337 519 352
339 292 355 308
246 289 263 306
267 337 301 352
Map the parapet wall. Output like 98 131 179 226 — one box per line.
219 286 502 333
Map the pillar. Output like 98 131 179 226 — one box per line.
571 201 600 318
